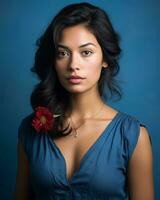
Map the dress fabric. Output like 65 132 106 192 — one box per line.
17 111 151 200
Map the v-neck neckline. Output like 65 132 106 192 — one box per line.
48 111 121 185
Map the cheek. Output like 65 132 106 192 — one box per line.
55 62 66 77
87 53 103 69
84 66 102 88
86 59 102 79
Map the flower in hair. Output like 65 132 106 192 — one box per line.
32 106 54 133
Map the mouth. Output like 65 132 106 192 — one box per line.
66 75 86 84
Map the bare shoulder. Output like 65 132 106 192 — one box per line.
127 126 154 199
129 126 153 171
137 126 151 147
133 126 152 155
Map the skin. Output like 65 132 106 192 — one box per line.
55 25 107 95
14 24 154 199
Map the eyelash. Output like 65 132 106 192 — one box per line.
81 50 93 56
57 51 69 58
57 50 93 59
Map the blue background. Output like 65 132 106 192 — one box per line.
1 0 160 199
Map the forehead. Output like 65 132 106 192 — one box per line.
58 25 100 48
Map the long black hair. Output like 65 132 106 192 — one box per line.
30 2 121 137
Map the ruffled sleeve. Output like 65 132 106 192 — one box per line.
122 114 152 166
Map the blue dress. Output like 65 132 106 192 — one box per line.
17 111 151 200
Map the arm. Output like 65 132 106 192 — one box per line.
127 127 154 200
14 141 34 200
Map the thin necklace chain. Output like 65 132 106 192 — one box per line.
69 102 105 138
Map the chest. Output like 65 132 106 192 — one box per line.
53 119 112 181
29 119 127 198
26 111 130 198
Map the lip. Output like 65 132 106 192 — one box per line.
67 75 85 79
66 75 86 84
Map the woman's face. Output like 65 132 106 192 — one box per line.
55 24 107 94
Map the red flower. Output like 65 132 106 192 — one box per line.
32 106 54 133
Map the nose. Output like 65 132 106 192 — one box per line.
68 53 80 71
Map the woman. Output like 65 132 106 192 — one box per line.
14 2 154 199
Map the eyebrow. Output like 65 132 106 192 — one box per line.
57 42 96 49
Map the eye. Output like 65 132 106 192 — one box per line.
81 50 93 57
57 50 69 58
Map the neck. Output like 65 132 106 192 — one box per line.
67 90 105 119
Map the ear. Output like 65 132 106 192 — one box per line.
102 62 108 68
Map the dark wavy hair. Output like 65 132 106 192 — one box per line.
30 2 122 138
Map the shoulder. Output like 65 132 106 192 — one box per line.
132 126 152 159
118 110 149 141
17 112 36 160
127 126 154 199
118 111 139 122
116 111 152 160
103 106 144 133
18 112 36 145
128 126 153 172
118 111 145 130
103 106 140 125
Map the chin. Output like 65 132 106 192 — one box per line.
64 85 97 95
64 88 86 94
